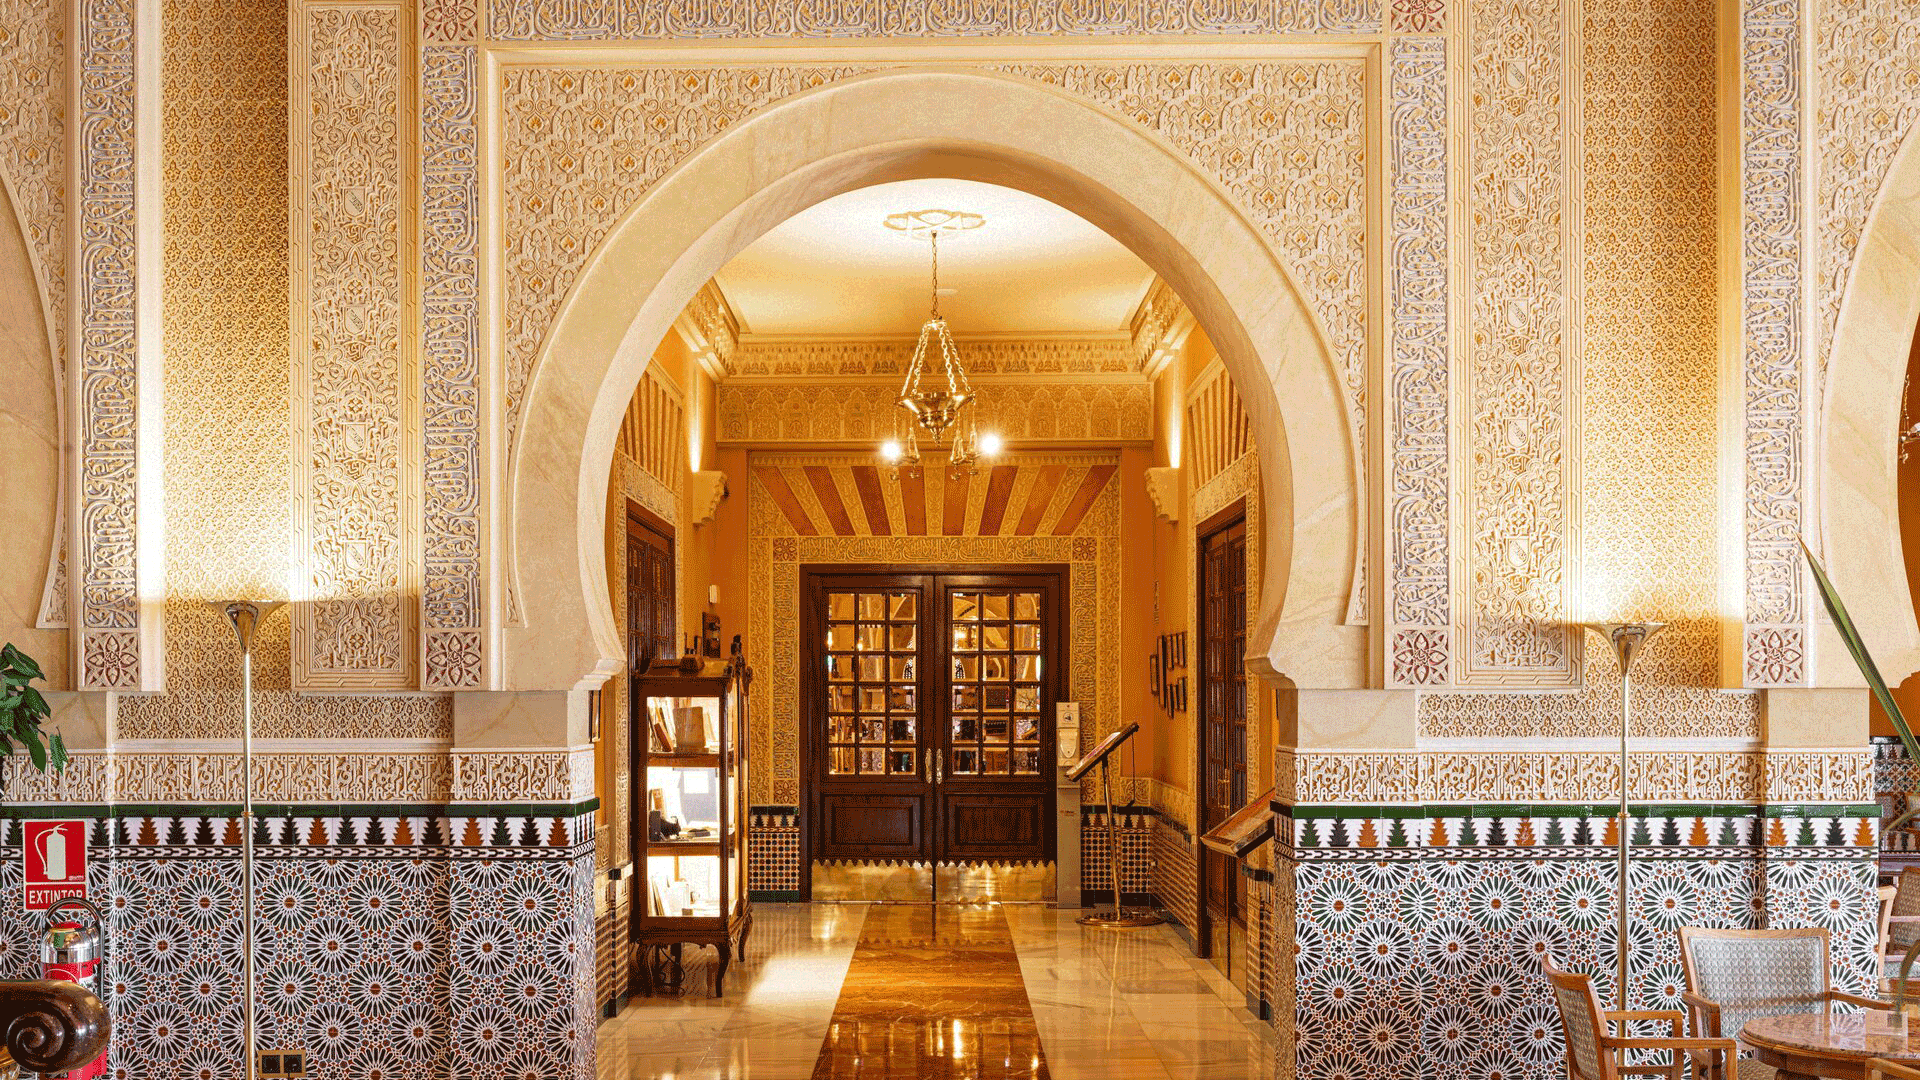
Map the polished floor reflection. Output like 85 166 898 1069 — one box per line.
596 904 1275 1080
815 903 1047 1079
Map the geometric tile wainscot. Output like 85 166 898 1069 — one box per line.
1285 800 1880 1080
0 802 598 1080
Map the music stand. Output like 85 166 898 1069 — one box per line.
1068 722 1164 928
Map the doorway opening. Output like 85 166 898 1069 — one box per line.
803 567 1064 903
626 503 676 675
1195 502 1250 970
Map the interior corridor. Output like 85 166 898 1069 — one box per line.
596 904 1276 1080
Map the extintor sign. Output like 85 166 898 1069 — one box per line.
23 821 87 911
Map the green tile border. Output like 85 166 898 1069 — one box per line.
0 799 601 820
1281 801 1879 819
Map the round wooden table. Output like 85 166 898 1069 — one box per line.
1743 1012 1920 1080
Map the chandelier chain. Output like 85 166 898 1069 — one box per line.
878 206 997 476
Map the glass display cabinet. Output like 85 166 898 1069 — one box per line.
632 652 752 996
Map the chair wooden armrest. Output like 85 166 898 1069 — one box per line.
1614 1037 1739 1053
1609 1010 1687 1035
1679 991 1722 1036
1868 1059 1920 1080
1830 990 1897 1010
1614 1034 1740 1080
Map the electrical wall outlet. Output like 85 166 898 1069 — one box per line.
259 1050 309 1078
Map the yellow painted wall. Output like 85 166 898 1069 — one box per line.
1145 337 1193 799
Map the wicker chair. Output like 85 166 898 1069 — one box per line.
1545 959 1737 1080
1882 869 1920 996
1679 927 1892 1080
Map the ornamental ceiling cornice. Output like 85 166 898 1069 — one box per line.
722 335 1146 380
687 272 1193 381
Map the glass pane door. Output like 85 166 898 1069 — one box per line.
945 588 1046 777
823 589 921 778
806 570 1060 870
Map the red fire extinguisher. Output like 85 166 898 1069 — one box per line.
40 897 107 1080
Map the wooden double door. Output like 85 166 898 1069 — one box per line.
803 568 1063 868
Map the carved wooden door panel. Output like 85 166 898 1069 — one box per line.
805 569 1060 869
625 506 677 878
626 507 675 672
1199 515 1248 926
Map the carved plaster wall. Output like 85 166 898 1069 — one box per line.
494 58 1372 676
22 0 1862 803
717 378 1154 445
118 0 451 745
1456 0 1579 686
1808 0 1920 685
1385 35 1450 686
498 60 1366 460
0 0 68 642
0 183 66 691
1282 745 1873 804
1815 0 1920 386
421 42 485 690
1739 0 1808 685
1729 0 1920 688
484 0 1388 41
292 2 417 691
725 335 1139 378
1416 0 1747 738
72 0 147 689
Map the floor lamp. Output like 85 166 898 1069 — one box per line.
215 600 283 1080
1582 621 1665 1010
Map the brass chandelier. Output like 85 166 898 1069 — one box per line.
878 209 1001 473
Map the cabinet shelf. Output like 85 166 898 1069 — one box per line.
633 657 753 998
647 830 735 853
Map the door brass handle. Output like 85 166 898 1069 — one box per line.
934 757 944 785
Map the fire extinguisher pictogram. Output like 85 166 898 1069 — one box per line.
40 897 107 1080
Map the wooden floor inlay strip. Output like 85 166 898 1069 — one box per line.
811 904 1050 1079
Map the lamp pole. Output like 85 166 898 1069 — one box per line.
216 601 283 1080
1582 621 1665 1011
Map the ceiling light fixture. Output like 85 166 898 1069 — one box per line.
879 208 1000 475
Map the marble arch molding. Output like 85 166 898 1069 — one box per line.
505 68 1367 694
1820 122 1920 685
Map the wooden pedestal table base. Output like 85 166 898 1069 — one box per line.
1744 1012 1919 1080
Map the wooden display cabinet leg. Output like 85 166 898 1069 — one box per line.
714 943 732 998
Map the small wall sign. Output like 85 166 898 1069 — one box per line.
23 820 88 911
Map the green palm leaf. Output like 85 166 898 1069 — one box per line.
1801 539 1920 764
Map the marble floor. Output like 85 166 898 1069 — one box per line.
596 904 1275 1080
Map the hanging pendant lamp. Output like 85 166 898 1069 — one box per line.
877 209 1001 474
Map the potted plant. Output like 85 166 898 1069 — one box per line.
0 643 68 793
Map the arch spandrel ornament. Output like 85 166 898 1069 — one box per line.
1821 122 1920 686
0 167 68 687
505 69 1366 693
